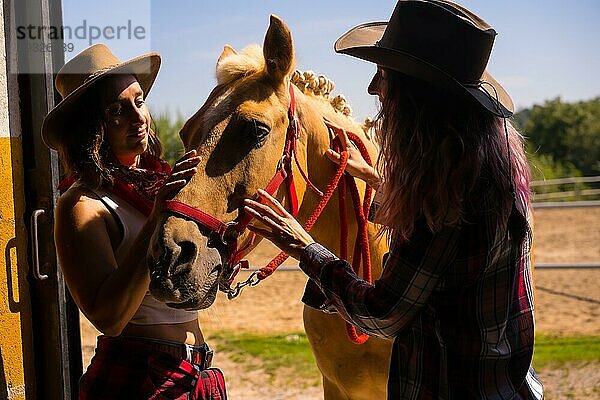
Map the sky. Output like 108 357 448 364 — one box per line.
61 0 600 121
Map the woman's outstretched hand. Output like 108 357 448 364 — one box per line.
244 189 315 260
152 149 202 217
323 118 381 188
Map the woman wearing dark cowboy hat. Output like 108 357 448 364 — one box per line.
43 44 227 399
244 1 543 398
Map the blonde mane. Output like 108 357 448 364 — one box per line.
291 70 377 140
215 44 374 137
291 70 353 117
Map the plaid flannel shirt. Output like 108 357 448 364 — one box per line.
300 186 543 399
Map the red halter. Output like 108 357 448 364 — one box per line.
163 85 317 294
163 85 373 344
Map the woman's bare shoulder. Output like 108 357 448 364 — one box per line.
55 183 110 226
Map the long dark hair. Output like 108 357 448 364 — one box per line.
56 74 163 187
374 69 531 240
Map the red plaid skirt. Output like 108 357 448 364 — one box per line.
79 336 227 399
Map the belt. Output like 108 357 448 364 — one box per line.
97 336 214 370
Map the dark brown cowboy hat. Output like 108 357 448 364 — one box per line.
335 0 514 117
42 43 161 150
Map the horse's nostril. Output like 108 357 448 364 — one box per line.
175 241 197 267
152 237 198 278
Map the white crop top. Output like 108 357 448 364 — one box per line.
91 187 198 325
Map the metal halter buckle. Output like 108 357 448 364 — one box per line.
220 221 239 246
290 117 300 139
276 154 288 171
222 270 261 300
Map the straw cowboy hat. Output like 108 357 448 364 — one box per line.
42 44 161 150
335 0 514 117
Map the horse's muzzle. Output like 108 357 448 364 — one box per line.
147 215 221 306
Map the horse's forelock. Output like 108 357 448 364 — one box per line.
216 44 265 85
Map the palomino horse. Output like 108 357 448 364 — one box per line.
147 15 392 399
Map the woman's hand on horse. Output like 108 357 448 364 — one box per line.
244 189 315 260
152 149 202 217
323 120 381 188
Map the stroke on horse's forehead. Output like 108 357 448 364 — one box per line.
202 86 234 132
180 81 234 148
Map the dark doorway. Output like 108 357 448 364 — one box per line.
13 0 82 398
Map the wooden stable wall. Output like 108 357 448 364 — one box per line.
0 0 36 397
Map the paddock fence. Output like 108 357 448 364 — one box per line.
246 176 600 272
531 175 600 207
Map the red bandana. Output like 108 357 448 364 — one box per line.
110 154 171 216
58 154 172 216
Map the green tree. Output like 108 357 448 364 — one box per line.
527 152 581 182
152 112 186 166
520 97 600 176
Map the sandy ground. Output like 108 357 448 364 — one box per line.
80 206 600 399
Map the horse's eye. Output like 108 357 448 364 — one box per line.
243 119 270 148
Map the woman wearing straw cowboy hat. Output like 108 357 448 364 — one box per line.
244 1 543 398
43 44 227 399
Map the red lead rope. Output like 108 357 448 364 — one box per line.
255 125 374 345
334 130 373 344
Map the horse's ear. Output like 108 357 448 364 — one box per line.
263 15 294 83
218 45 237 65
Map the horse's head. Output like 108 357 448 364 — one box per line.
146 15 301 309
147 15 373 310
